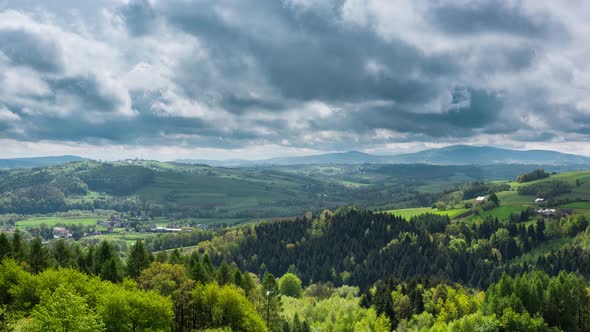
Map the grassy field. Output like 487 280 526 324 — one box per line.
152 217 261 227
469 205 527 222
561 202 590 209
89 231 155 246
386 207 469 219
16 216 99 228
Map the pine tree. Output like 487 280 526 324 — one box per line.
168 248 183 265
28 237 49 274
234 269 244 287
94 241 122 282
11 229 27 260
262 273 282 331
52 239 72 268
202 253 214 276
0 233 11 260
190 259 211 283
216 261 233 286
127 240 151 278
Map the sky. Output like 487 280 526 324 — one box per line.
0 0 590 160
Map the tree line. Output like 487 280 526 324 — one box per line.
201 210 565 290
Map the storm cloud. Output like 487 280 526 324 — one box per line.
0 0 589 158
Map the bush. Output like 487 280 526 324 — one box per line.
516 169 550 183
517 180 572 198
279 273 303 298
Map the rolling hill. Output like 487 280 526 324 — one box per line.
176 151 385 166
0 155 88 169
176 145 590 166
390 145 590 165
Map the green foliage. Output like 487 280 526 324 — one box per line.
518 180 572 197
80 164 155 195
282 292 380 332
126 240 152 279
488 193 500 206
498 308 553 332
93 241 123 282
517 169 551 183
0 261 173 332
191 282 267 332
0 233 11 260
262 273 283 331
30 284 105 332
28 237 49 274
52 175 88 195
463 181 510 200
98 282 173 332
426 311 499 332
279 273 303 298
484 271 590 332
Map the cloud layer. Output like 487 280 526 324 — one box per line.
0 0 589 158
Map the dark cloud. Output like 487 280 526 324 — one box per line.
0 1 587 154
317 88 507 139
428 0 564 39
46 75 124 112
156 0 457 105
120 0 157 36
0 29 63 73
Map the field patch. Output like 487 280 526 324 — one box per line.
386 207 468 220
470 205 527 222
561 202 590 209
16 216 98 228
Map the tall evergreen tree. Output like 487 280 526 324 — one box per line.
93 241 122 282
52 239 72 268
127 240 151 279
216 261 233 286
168 248 183 265
0 233 11 260
262 273 282 332
28 237 49 274
11 229 27 260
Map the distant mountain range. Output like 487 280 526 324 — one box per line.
2 145 588 169
0 156 87 169
176 145 590 166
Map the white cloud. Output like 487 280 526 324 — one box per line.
0 1 590 159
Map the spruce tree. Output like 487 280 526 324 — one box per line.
127 240 151 278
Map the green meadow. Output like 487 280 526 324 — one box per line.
386 207 469 220
16 216 99 228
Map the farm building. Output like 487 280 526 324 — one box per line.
475 196 487 204
150 226 182 233
53 227 72 239
535 198 545 204
536 208 556 216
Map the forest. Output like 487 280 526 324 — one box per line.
2 166 590 331
2 206 590 331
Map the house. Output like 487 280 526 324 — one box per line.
535 198 545 204
536 208 556 216
475 196 487 204
150 226 182 233
53 227 72 239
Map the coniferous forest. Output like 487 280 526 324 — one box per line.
3 205 590 331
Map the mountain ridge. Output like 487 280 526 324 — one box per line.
175 145 590 166
0 155 88 169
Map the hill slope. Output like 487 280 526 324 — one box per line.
390 145 590 165
176 145 590 166
0 155 87 169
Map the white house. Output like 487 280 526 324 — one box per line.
536 208 556 216
535 198 545 204
475 196 487 204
